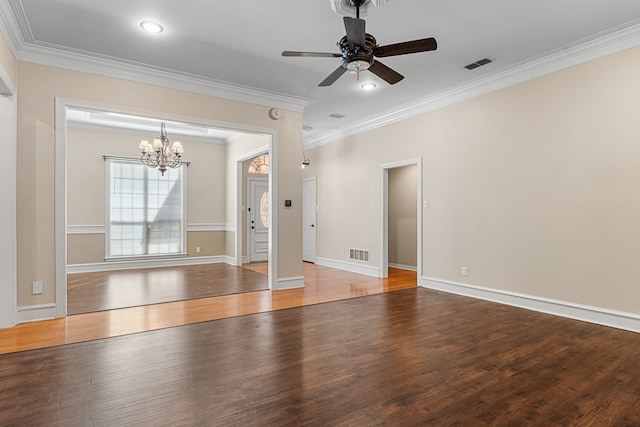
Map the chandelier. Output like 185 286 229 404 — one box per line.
138 122 184 175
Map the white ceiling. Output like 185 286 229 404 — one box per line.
2 0 640 145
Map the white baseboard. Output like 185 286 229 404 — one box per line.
274 276 305 291
421 276 640 334
67 255 233 273
315 257 380 277
17 303 57 324
389 263 417 272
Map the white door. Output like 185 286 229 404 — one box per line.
248 177 269 262
303 177 317 263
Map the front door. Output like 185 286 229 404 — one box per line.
248 177 269 262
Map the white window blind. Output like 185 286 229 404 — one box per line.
105 159 186 259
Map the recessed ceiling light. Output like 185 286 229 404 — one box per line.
140 21 163 33
361 82 377 91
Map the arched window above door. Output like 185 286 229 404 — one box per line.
248 155 269 174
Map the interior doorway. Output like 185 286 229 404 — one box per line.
380 158 423 279
55 99 277 317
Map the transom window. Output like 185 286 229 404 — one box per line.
248 155 269 174
106 159 186 258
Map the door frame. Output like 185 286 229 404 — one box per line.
380 158 422 279
302 176 317 263
0 65 17 328
55 98 278 318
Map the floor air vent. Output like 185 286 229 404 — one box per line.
349 248 370 262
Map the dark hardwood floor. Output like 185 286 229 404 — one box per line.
67 263 269 314
2 288 640 425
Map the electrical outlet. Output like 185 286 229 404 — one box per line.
196 246 201 253
461 267 467 276
423 200 429 208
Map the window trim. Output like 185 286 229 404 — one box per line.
104 156 188 261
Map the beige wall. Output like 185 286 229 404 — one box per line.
388 165 417 268
68 126 227 226
67 234 105 265
17 61 303 306
309 46 640 315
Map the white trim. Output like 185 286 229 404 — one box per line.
20 44 312 112
421 276 640 334
54 98 67 318
274 276 305 291
67 255 233 274
380 158 422 280
66 225 104 234
315 256 380 278
304 19 640 148
66 224 234 234
17 304 57 324
187 223 232 232
0 62 16 96
389 263 417 272
0 84 16 328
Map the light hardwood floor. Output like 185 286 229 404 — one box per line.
0 264 416 354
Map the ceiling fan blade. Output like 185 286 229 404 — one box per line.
369 60 404 85
344 17 366 47
319 67 347 87
282 51 342 58
373 37 437 57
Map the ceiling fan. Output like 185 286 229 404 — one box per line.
282 0 437 87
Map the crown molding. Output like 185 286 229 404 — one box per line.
0 0 28 54
0 0 312 112
16 43 313 112
304 18 640 149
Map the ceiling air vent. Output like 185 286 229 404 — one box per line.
329 113 346 119
464 58 493 70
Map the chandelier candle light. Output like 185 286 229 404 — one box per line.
139 122 184 175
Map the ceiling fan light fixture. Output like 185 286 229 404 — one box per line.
361 82 376 90
346 59 370 72
140 20 163 33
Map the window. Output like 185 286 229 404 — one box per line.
248 155 269 174
260 191 270 227
106 159 186 258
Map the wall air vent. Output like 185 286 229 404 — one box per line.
464 58 493 70
349 248 370 262
329 113 346 119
